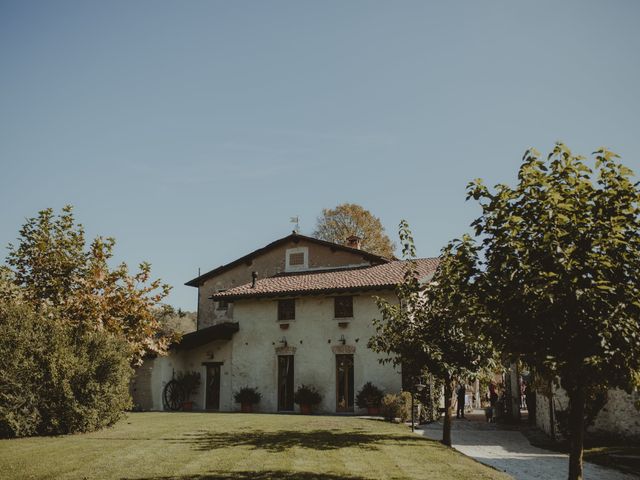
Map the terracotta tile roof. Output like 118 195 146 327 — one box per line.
210 258 439 301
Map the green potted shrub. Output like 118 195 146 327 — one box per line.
176 371 201 411
294 384 322 414
234 387 262 413
356 382 384 415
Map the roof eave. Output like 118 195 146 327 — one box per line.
171 322 239 350
209 284 396 302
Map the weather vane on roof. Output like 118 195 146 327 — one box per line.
290 216 300 233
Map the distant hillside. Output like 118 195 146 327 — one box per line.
161 309 197 334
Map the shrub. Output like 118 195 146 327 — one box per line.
176 371 201 398
355 382 384 409
0 299 133 438
380 392 412 422
294 385 322 406
418 377 443 423
234 387 262 404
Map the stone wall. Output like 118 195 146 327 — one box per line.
535 390 560 440
536 386 640 441
590 389 640 439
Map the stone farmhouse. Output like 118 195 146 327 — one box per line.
131 232 438 413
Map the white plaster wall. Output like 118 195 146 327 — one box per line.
229 292 402 414
147 340 234 411
147 291 401 413
149 354 184 411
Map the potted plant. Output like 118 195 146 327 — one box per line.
356 382 384 415
176 371 201 411
234 387 262 413
294 384 322 414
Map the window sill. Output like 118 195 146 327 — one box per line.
333 317 353 322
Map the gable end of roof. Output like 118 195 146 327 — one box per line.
185 232 391 287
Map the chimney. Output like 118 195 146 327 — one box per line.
346 235 361 250
251 271 258 288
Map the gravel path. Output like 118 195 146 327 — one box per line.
416 411 638 480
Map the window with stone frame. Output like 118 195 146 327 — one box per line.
334 296 353 318
278 299 296 321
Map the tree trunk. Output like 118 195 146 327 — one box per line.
442 373 454 447
567 386 586 480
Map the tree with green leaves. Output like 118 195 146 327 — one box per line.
0 273 133 437
369 221 495 446
468 143 640 480
6 205 176 365
313 203 396 258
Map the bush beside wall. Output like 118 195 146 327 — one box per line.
380 392 412 422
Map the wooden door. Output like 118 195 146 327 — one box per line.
277 355 294 411
336 354 354 412
205 364 221 410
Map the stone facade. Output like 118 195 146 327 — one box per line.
590 389 640 439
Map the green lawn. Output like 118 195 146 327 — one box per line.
0 412 509 480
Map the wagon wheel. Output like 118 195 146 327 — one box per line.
163 379 184 411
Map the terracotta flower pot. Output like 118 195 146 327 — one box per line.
367 406 380 416
182 401 193 412
241 402 253 413
300 404 312 415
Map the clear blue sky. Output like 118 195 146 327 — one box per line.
1 1 639 311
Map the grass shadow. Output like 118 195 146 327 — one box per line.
123 472 376 480
167 429 425 452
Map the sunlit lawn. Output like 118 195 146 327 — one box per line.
0 412 509 480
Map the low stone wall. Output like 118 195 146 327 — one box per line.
536 387 640 441
590 389 640 439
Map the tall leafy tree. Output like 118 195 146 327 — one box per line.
313 203 396 257
6 205 176 365
369 221 494 446
468 144 640 480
